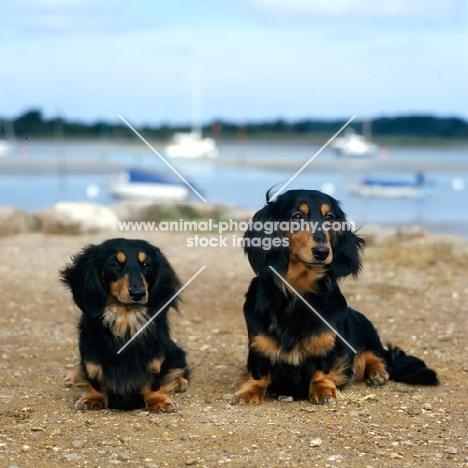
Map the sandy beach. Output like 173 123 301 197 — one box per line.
0 228 467 467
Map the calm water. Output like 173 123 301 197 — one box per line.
1 141 467 237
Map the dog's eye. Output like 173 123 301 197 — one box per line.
142 262 150 269
324 212 336 221
291 212 303 220
111 261 122 269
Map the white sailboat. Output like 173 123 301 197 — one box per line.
0 120 15 157
165 68 219 159
331 128 378 157
165 131 218 159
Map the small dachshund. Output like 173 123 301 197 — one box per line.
61 238 189 412
231 189 438 406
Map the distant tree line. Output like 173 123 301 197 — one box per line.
235 116 468 139
2 109 468 140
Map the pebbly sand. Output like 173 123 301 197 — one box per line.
0 228 467 467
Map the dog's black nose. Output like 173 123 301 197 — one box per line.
129 289 147 302
312 246 330 261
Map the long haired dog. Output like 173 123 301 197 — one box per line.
61 238 189 412
231 189 438 406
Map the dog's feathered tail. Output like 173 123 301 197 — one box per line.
385 344 439 386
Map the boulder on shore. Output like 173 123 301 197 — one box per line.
35 202 119 235
111 201 254 223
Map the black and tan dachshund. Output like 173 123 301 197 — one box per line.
231 189 438 406
61 238 189 412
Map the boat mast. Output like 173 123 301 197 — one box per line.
190 67 202 137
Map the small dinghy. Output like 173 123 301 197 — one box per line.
348 173 425 198
108 168 191 202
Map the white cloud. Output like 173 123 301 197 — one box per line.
249 0 464 20
0 0 139 33
0 0 466 122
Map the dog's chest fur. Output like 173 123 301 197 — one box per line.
102 304 150 338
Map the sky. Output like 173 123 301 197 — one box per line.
0 0 467 126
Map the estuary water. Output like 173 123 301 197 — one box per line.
0 140 467 237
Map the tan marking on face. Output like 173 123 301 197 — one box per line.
321 204 331 217
108 272 148 306
116 251 126 263
283 227 332 293
109 274 131 302
250 331 336 365
287 230 332 262
138 251 147 263
299 203 309 215
147 357 165 374
286 230 315 262
84 362 103 382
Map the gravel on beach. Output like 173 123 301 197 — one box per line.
0 229 467 467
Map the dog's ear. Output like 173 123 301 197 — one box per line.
243 197 289 276
330 228 366 279
147 246 182 313
60 244 107 317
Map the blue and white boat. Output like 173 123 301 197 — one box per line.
108 168 191 202
348 173 425 199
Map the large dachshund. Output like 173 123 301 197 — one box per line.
61 238 189 412
231 189 438 405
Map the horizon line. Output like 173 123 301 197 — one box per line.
3 110 468 128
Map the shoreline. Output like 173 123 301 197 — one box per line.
1 200 468 241
2 154 468 176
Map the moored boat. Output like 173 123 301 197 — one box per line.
331 129 378 157
348 173 425 198
165 131 219 159
108 168 191 202
0 139 13 157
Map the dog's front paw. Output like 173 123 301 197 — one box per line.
75 396 107 411
309 381 337 404
64 368 87 387
146 396 180 413
175 377 188 393
366 369 389 387
229 390 265 406
230 374 270 406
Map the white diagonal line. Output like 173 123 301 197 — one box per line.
269 266 357 353
117 266 206 354
270 115 356 201
118 114 207 202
